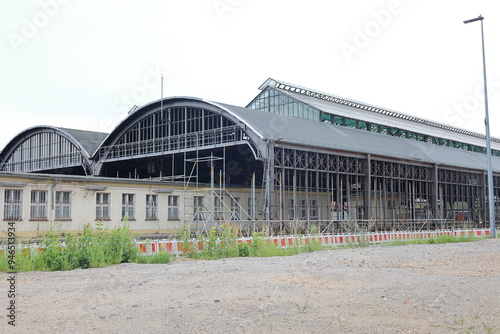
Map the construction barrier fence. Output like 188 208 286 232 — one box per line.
0 229 492 258
135 229 491 255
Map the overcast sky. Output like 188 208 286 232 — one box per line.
1 0 499 150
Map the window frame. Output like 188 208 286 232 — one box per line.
146 194 158 220
55 191 71 220
96 192 111 221
4 189 22 220
30 190 48 220
121 193 135 220
168 195 180 220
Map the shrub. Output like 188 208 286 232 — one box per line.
137 252 171 264
0 222 140 272
237 242 250 257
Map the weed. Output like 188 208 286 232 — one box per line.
341 218 374 247
294 300 309 313
180 226 197 258
387 235 480 247
250 231 287 257
237 242 250 257
308 224 318 235
137 252 171 264
0 222 139 272
425 234 478 244
308 237 324 252
484 325 494 333
387 239 422 246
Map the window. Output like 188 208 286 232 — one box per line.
193 196 203 219
146 194 158 220
247 197 255 219
301 200 307 219
321 113 331 123
288 199 295 220
96 193 110 220
231 197 240 219
4 190 22 220
30 190 47 220
214 197 223 220
345 118 357 128
122 194 135 220
310 199 317 219
55 191 71 220
168 195 179 220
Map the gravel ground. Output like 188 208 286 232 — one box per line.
1 239 499 333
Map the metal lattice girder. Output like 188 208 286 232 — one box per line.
94 98 269 176
0 126 104 174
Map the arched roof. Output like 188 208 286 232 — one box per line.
95 96 500 174
2 96 500 176
0 126 107 173
94 96 267 163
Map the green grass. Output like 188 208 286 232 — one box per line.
0 222 141 272
386 234 481 247
1 226 485 271
136 252 172 264
294 300 309 313
181 227 328 260
178 228 484 260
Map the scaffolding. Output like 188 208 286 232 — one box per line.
183 154 256 236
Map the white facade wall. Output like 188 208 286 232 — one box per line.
0 173 256 237
0 173 364 237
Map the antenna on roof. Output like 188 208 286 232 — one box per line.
160 73 164 114
128 105 139 114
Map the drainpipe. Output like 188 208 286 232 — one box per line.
51 178 58 230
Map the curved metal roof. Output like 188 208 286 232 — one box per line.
259 78 500 150
0 125 107 171
217 102 500 172
2 97 499 175
94 97 268 167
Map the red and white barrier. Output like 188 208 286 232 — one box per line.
135 228 492 255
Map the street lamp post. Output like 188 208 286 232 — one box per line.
464 15 496 238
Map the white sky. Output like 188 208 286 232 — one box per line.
1 0 500 150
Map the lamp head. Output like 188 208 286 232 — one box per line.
464 15 483 24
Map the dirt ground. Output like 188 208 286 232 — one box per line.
1 239 499 333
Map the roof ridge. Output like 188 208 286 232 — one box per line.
261 77 500 142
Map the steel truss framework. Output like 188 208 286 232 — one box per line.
0 127 93 175
95 99 265 179
267 146 500 233
100 107 245 162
